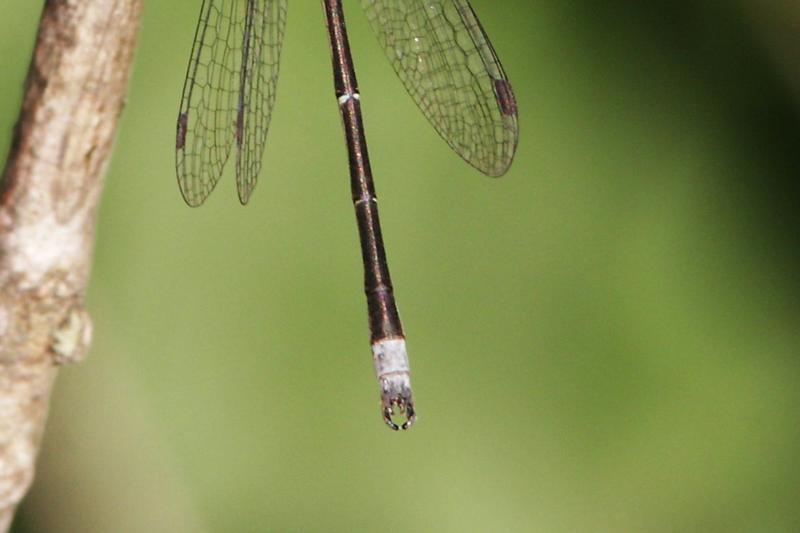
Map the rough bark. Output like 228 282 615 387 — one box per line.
0 1 143 529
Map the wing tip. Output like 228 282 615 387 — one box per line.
175 165 214 208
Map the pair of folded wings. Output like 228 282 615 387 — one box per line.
176 0 519 207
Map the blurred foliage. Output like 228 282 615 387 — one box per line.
2 1 799 532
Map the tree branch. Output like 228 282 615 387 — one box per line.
0 1 143 529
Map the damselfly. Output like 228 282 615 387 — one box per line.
176 0 519 430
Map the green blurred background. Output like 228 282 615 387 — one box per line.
3 1 800 531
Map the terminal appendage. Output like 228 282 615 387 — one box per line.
372 338 416 430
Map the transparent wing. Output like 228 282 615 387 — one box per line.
176 0 287 207
234 0 287 204
360 0 519 177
